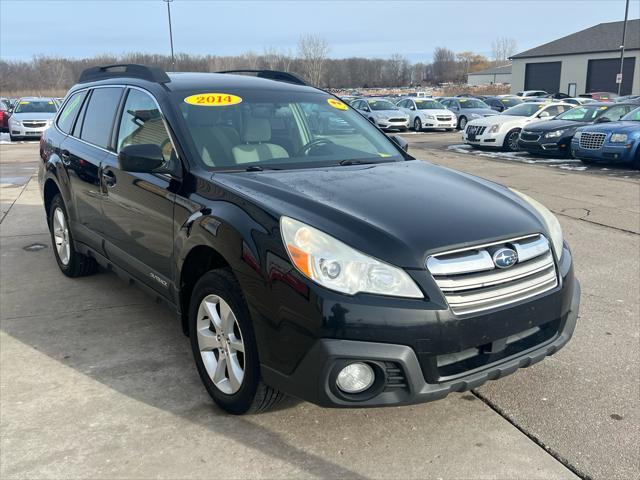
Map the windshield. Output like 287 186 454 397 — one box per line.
368 100 397 111
175 91 404 171
503 103 546 117
501 98 522 107
556 106 605 122
415 100 445 110
459 99 489 109
621 107 640 121
14 100 57 114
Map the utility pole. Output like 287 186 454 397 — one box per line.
163 0 175 68
617 0 629 96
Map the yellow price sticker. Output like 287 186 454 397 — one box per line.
20 101 29 104
599 106 608 110
184 93 242 106
459 99 467 102
327 98 348 110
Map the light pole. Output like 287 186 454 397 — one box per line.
163 0 175 68
617 0 630 96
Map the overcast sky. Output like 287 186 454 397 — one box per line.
1 0 638 62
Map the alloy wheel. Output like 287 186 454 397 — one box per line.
508 131 520 151
196 294 245 395
52 207 70 265
414 118 422 131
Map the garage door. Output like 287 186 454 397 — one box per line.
524 62 561 93
586 57 636 95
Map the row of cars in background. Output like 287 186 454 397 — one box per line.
0 97 60 141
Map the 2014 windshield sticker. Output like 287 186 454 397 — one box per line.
327 98 348 110
184 93 242 106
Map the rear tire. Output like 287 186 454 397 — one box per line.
189 269 285 415
48 194 97 277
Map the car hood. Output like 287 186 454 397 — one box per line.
214 161 545 268
462 108 497 116
373 109 407 117
577 121 640 134
468 115 524 127
523 119 583 132
10 112 56 121
420 109 455 117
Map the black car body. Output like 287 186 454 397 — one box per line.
38 65 580 414
483 96 522 112
519 102 636 157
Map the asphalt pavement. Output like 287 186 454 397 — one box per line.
1 135 638 479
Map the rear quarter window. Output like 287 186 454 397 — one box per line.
79 87 124 149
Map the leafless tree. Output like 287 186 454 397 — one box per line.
491 37 518 64
432 47 457 84
297 34 330 86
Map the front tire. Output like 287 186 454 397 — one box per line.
458 116 468 130
413 117 422 131
189 269 285 415
48 194 97 277
503 129 521 152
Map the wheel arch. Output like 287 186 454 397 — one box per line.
43 178 61 221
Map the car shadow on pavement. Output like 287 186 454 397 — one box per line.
0 207 372 479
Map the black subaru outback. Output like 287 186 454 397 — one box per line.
39 65 580 414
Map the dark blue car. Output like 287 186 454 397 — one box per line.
571 107 640 168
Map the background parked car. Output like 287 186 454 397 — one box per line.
518 102 636 157
563 97 598 106
0 100 10 133
440 97 497 130
396 97 457 131
7 97 58 141
351 98 409 131
614 95 640 104
463 102 572 151
579 92 618 102
516 90 548 98
571 106 640 168
484 96 522 112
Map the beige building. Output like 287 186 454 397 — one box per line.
467 64 511 86
510 20 639 96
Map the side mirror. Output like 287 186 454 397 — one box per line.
595 116 611 123
409 106 415 110
538 111 550 118
389 134 409 152
118 144 165 173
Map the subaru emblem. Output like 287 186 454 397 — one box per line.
493 248 518 269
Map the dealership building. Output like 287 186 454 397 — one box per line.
467 64 512 86
510 20 639 96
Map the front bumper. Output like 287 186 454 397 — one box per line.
261 248 580 408
518 135 573 156
9 123 50 138
422 118 457 129
462 130 504 148
377 120 410 130
571 140 637 163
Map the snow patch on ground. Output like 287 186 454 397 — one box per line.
0 132 39 144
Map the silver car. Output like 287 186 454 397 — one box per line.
351 98 410 131
396 98 457 131
8 97 58 141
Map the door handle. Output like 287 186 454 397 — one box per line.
60 150 71 165
101 169 116 187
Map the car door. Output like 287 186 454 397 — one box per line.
99 87 178 297
60 87 123 250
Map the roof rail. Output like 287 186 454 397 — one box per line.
217 69 308 86
78 64 171 84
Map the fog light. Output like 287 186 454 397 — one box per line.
336 362 375 393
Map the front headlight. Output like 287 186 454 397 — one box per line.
281 216 423 298
10 118 21 126
470 113 480 118
545 129 565 139
510 189 563 260
574 131 582 140
610 133 628 143
424 114 435 120
487 124 501 134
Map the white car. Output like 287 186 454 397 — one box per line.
8 97 58 141
351 98 410 131
396 98 457 131
515 90 548 98
462 102 573 151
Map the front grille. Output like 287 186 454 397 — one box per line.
437 115 453 121
427 234 558 315
466 125 486 135
579 132 606 150
388 118 407 123
22 121 46 128
520 131 541 142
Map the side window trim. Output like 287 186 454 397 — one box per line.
55 89 88 134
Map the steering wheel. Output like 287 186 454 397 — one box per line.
295 138 334 156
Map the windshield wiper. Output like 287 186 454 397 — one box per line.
338 159 383 166
244 165 281 172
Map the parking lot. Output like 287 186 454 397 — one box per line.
1 133 638 479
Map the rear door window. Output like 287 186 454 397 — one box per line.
79 87 124 149
57 91 87 134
